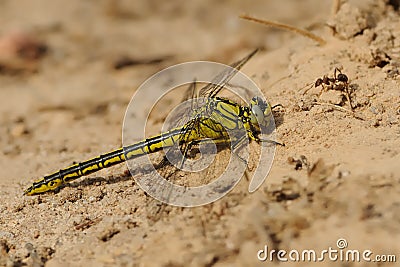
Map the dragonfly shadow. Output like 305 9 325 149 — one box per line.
128 142 231 177
62 171 133 191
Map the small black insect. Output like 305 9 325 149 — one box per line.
314 67 353 110
315 67 349 91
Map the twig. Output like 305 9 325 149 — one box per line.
331 0 342 15
240 15 326 46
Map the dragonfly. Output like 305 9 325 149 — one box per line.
24 49 282 197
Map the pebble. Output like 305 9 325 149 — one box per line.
33 230 40 239
10 123 29 137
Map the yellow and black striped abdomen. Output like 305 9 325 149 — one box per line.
24 127 185 196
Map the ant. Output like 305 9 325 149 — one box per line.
314 67 353 110
315 67 349 91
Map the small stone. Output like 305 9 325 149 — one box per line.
10 123 29 137
33 230 40 239
371 119 380 127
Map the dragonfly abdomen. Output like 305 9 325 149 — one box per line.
24 127 184 196
123 127 183 160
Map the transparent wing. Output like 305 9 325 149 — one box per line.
199 49 258 98
162 78 198 131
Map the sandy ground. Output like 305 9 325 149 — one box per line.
1 0 399 266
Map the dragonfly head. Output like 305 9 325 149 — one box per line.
249 96 273 132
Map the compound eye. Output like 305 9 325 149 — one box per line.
251 96 259 104
251 104 264 123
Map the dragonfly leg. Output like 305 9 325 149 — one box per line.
179 141 193 169
257 137 285 146
178 137 229 169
